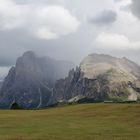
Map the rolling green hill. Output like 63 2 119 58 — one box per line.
0 104 140 140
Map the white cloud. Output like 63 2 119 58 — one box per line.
0 0 25 29
0 0 80 40
95 32 140 50
34 6 80 39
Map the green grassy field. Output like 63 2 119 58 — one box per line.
0 104 139 140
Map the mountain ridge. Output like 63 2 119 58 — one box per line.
0 51 140 109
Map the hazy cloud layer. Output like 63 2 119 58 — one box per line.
89 10 117 25
0 0 140 79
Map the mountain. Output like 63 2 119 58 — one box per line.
0 51 75 109
0 52 140 109
53 54 140 103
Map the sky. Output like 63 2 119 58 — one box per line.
0 0 140 80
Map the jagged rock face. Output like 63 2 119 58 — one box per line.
53 68 109 102
0 51 74 109
53 54 140 103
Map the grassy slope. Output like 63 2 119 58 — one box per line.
0 104 139 140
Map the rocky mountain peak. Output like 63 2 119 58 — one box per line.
0 51 75 108
80 53 140 82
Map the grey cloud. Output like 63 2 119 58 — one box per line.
130 0 140 19
89 10 117 25
0 29 28 67
0 67 10 80
0 59 15 67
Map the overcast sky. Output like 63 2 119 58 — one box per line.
0 0 140 80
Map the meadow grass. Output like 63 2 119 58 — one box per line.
0 103 139 140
